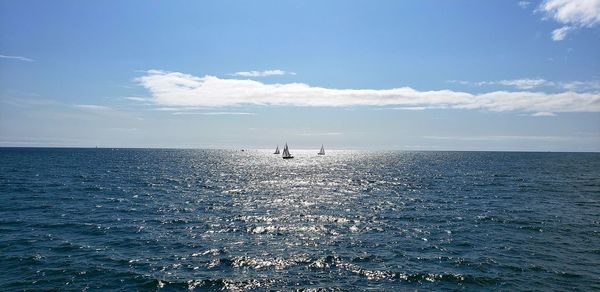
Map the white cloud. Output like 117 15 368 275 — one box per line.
389 107 427 111
124 96 150 102
0 54 34 62
531 111 556 116
518 1 531 9
448 78 551 89
172 111 256 115
451 78 600 92
558 80 600 91
496 79 549 89
135 70 600 113
539 0 600 41
446 80 470 85
230 69 295 77
551 25 574 40
75 104 111 111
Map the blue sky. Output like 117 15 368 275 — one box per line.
1 0 599 151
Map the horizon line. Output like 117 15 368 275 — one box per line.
0 146 598 153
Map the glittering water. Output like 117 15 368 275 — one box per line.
1 148 599 290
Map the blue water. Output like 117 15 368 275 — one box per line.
1 148 599 290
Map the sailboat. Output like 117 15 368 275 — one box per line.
282 143 294 159
318 145 325 155
274 145 280 154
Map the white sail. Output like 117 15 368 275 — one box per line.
318 145 325 155
282 143 293 158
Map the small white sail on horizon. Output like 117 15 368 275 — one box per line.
318 145 325 155
274 145 280 154
282 143 293 159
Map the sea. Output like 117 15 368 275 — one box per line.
1 148 599 291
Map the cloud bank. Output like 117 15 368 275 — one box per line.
539 0 600 41
135 70 600 114
230 69 295 77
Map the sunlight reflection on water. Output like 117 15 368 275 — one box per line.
1 149 599 290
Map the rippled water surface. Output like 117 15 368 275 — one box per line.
1 148 599 290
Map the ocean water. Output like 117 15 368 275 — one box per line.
1 148 599 291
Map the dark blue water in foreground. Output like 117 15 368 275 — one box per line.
1 148 599 291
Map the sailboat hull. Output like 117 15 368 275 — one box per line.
282 156 294 159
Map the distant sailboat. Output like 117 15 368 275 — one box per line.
282 143 294 159
318 145 325 155
274 145 280 154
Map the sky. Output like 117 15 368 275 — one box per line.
0 0 599 151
